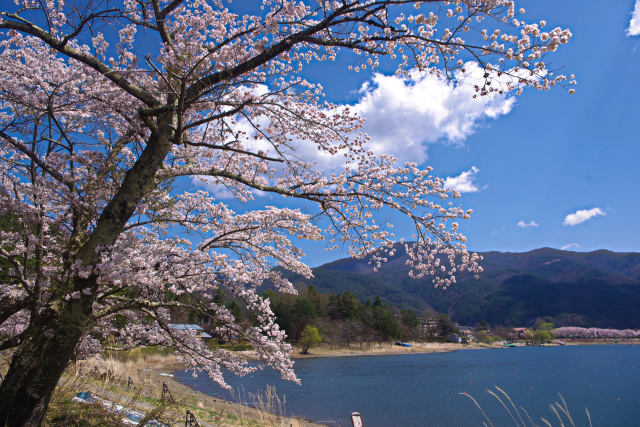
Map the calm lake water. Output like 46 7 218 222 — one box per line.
175 345 640 426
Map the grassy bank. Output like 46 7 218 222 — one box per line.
0 350 322 426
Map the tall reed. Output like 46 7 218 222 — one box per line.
460 386 593 427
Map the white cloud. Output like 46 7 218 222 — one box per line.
628 0 640 36
351 62 516 164
443 166 483 193
193 64 518 199
517 220 539 228
563 207 605 226
561 243 582 251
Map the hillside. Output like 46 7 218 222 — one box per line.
282 247 640 328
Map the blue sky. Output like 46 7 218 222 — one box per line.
214 0 640 266
438 0 640 256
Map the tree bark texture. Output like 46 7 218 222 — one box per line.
0 298 91 426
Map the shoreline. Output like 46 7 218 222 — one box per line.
165 342 496 425
226 338 640 363
75 355 324 426
286 339 640 359
159 368 323 426
288 341 503 359
155 342 496 425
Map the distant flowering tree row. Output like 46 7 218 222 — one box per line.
554 327 640 339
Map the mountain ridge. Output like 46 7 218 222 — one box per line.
283 247 640 328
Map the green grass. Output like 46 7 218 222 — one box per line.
101 341 253 362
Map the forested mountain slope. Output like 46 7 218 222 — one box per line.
282 247 640 328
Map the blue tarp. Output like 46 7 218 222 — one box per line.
73 392 169 426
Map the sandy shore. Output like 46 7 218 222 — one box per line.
238 338 640 361
296 342 504 358
233 341 503 361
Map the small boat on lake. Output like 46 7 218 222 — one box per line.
395 341 412 347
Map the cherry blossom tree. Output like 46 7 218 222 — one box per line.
554 327 640 340
0 1 572 424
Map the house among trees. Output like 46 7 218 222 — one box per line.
420 317 439 333
168 324 212 340
512 328 529 339
457 325 474 339
448 334 462 344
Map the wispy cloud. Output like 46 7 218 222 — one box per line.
561 243 582 250
444 166 484 193
517 220 539 228
628 0 640 36
563 207 605 226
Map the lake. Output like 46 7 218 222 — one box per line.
174 345 640 426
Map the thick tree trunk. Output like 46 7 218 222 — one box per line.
0 298 90 426
0 120 174 426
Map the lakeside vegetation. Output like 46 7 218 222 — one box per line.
172 286 463 349
0 351 318 427
167 284 640 353
461 386 594 427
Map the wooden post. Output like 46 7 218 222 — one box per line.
185 409 199 426
161 382 174 403
351 411 363 427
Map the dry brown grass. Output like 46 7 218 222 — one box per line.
57 353 319 426
461 386 593 427
0 348 319 426
45 358 174 426
230 384 300 427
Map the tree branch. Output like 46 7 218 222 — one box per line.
0 13 160 107
0 334 23 351
0 298 30 327
0 130 67 185
185 3 350 101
